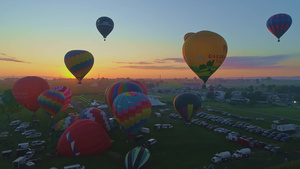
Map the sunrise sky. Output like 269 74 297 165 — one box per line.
1 0 300 80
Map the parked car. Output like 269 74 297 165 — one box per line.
22 129 36 136
24 149 35 160
9 120 21 126
264 144 274 151
270 146 282 154
31 140 45 147
26 132 42 139
145 138 157 147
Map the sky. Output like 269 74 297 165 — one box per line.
1 0 300 80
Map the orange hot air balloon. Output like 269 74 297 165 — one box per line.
182 30 228 88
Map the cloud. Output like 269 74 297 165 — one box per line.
115 61 151 64
221 54 297 69
0 53 31 64
155 58 185 63
120 65 189 70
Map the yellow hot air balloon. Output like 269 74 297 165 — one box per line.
182 30 227 88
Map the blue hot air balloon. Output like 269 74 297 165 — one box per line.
266 13 292 42
96 16 114 41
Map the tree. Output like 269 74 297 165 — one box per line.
224 91 232 100
0 89 21 121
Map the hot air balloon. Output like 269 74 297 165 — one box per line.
64 50 94 84
52 114 79 131
53 86 71 112
182 30 227 88
56 119 111 156
96 16 114 41
130 80 148 95
184 32 194 41
266 13 292 42
79 107 112 131
173 92 201 124
113 92 152 138
12 76 50 113
105 81 143 112
125 146 151 169
37 90 65 117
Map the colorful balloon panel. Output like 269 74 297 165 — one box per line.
125 146 151 169
130 80 148 95
38 90 65 117
182 30 227 84
113 92 152 138
52 115 79 131
96 16 114 41
173 92 201 123
79 107 111 131
105 81 144 112
266 13 292 42
64 50 94 83
12 76 50 113
53 86 71 112
56 119 111 156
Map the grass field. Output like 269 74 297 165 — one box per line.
1 94 300 169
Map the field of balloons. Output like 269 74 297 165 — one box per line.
0 13 298 169
0 76 300 169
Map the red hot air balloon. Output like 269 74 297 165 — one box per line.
12 76 50 113
56 119 111 156
53 86 72 112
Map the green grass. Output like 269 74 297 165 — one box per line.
1 96 300 169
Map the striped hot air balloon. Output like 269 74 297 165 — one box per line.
53 86 71 112
52 115 79 131
266 13 292 42
173 92 202 124
79 107 112 131
64 50 94 84
105 81 144 112
125 146 151 169
113 92 152 138
38 90 65 117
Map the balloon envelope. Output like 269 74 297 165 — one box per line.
52 115 79 131
182 30 227 85
79 107 112 131
125 146 151 169
56 119 111 156
64 50 94 83
96 16 114 40
105 81 143 112
184 32 194 41
38 90 65 117
113 92 152 138
53 86 71 112
173 92 201 123
130 80 148 95
12 76 50 113
266 13 292 42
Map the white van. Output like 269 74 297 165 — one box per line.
146 138 157 146
10 120 21 126
12 156 26 168
141 127 150 134
18 142 29 149
64 164 85 169
22 129 36 136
